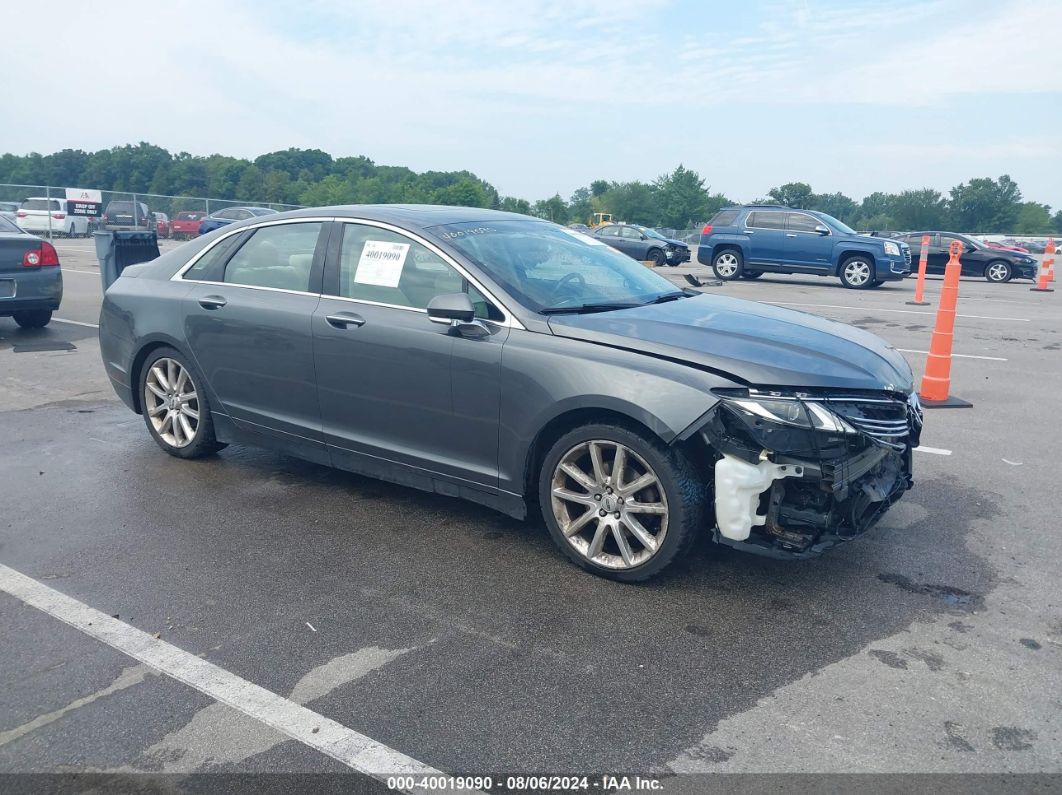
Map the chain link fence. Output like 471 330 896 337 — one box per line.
0 183 302 240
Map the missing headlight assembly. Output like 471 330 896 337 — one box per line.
697 388 921 559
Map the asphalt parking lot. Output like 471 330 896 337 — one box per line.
1 240 1060 788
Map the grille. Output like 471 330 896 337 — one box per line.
826 398 911 451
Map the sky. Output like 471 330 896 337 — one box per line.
3 0 1060 208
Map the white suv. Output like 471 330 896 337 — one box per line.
16 197 91 237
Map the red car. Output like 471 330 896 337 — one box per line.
154 212 171 239
170 210 207 240
985 240 1029 254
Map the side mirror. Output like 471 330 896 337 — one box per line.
427 292 475 323
814 225 830 236
639 234 647 240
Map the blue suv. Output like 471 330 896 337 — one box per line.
698 205 911 289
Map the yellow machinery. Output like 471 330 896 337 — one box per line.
590 212 613 227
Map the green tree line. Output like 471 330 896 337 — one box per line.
1 143 1058 234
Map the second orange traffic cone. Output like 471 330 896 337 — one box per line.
919 240 972 409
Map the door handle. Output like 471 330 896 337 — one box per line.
785 233 797 237
325 312 366 329
198 295 227 310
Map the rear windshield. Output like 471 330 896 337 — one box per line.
0 215 21 233
708 209 739 226
21 199 60 211
176 211 205 220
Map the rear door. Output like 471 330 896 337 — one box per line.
784 212 833 271
180 220 329 461
744 211 787 266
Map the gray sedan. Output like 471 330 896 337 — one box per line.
0 215 63 328
99 205 921 581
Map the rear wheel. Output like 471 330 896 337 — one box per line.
140 347 225 459
12 310 52 329
712 249 743 280
985 260 1012 283
539 423 704 582
839 256 875 289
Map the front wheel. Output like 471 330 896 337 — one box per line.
712 249 743 280
140 347 226 459
839 256 875 289
741 271 763 279
12 310 52 329
985 260 1012 283
539 423 704 582
647 248 665 267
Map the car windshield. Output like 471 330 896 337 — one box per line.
432 220 684 313
817 213 857 235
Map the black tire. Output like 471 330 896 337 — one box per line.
139 346 226 459
985 260 1012 283
870 279 885 287
839 256 876 289
647 248 665 267
12 310 52 329
741 271 763 279
711 248 744 280
538 422 704 582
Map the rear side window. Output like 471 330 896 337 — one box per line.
787 213 823 233
708 209 739 226
183 233 244 281
746 211 785 230
222 222 323 291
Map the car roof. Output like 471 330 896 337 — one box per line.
258 204 544 230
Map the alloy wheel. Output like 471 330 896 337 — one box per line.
987 262 1010 282
144 358 200 448
714 253 739 277
844 260 871 286
550 440 669 570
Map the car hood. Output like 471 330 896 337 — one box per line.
659 237 688 248
547 293 914 392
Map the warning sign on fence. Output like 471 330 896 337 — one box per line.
65 188 103 217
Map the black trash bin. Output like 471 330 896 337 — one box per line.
94 231 161 291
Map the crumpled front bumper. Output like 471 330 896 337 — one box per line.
699 393 920 559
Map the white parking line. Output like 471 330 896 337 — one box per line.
764 302 1029 322
914 446 952 456
896 349 1008 362
52 317 99 329
0 563 446 788
61 268 101 275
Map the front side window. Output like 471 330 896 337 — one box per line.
433 220 682 313
746 211 785 230
337 223 502 320
619 227 643 240
787 213 823 233
222 222 322 291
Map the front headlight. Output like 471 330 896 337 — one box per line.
883 241 900 257
721 395 856 434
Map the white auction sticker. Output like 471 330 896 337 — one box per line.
353 240 410 287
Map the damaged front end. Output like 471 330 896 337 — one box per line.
698 387 923 559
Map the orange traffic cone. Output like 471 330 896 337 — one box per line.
919 240 972 409
906 234 931 306
1031 239 1055 292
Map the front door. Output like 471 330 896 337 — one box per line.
313 220 508 491
181 220 328 460
784 212 833 271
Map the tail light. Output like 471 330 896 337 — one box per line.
23 241 61 268
701 224 713 235
52 212 66 220
16 210 26 218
